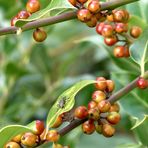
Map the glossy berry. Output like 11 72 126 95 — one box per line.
51 115 63 128
77 0 88 4
98 100 111 113
124 46 130 57
26 0 40 13
96 22 105 35
102 124 115 137
104 36 118 46
106 80 115 92
92 90 106 103
88 0 101 14
115 23 128 33
11 16 18 26
86 15 97 28
68 0 77 6
33 28 47 42
107 112 121 124
82 120 95 135
77 9 92 22
102 24 114 37
88 108 100 120
88 101 97 110
95 122 103 134
137 77 148 89
109 103 120 112
46 130 60 142
12 134 22 143
113 46 125 58
34 120 45 135
74 106 88 119
5 142 21 148
17 10 31 19
21 132 38 147
130 26 142 38
95 77 107 91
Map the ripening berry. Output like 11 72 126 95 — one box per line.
82 120 95 135
130 26 142 38
34 120 45 135
12 134 22 143
115 23 128 33
88 108 100 120
11 16 18 26
124 46 130 57
95 122 103 134
17 10 31 19
98 100 111 113
95 77 107 91
107 112 121 124
102 124 115 137
26 0 41 13
86 15 97 28
33 28 47 42
53 143 63 148
77 0 88 4
109 103 120 112
74 106 88 119
102 24 114 37
96 22 105 35
113 9 129 23
137 77 148 89
88 0 101 14
92 90 106 103
106 80 115 92
113 46 125 58
21 132 38 147
46 130 60 142
68 0 77 6
104 36 118 46
88 101 97 110
107 14 114 22
5 142 21 148
51 115 63 128
77 9 92 22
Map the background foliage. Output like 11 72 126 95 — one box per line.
0 0 147 147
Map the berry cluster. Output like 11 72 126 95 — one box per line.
69 0 142 58
74 77 121 137
11 0 47 42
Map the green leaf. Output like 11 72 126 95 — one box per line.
46 80 95 127
15 0 76 27
130 27 148 76
0 125 33 147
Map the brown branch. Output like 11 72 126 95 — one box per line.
0 0 139 36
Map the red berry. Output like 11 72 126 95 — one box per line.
88 0 101 14
104 36 118 46
95 77 107 91
115 23 128 33
106 80 115 92
124 46 130 57
102 124 115 137
88 101 97 110
11 16 18 26
74 106 88 119
68 0 77 6
17 10 31 19
130 26 142 38
92 90 106 103
46 130 60 142
137 77 148 89
113 46 125 58
107 112 121 125
96 22 105 35
77 0 88 4
98 100 111 113
33 28 47 42
77 9 92 22
82 120 95 135
26 0 41 13
102 24 114 37
35 120 45 135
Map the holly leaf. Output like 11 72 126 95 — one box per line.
0 125 33 147
130 27 148 76
15 0 76 27
46 80 95 128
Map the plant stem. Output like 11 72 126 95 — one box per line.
58 71 148 137
0 0 139 36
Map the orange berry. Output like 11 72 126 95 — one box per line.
46 130 60 142
26 0 40 13
92 90 106 103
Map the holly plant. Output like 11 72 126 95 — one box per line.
0 0 148 148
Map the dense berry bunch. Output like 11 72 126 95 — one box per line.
11 0 47 42
74 77 121 137
69 0 143 58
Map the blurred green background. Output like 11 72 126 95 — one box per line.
0 0 148 147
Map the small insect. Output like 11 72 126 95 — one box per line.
57 96 67 109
